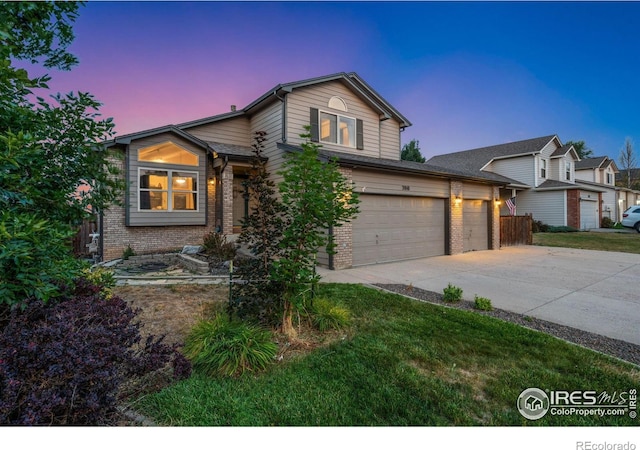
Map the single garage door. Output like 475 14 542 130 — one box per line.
463 199 489 252
580 198 598 230
352 195 446 266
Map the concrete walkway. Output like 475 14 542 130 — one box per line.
318 246 640 346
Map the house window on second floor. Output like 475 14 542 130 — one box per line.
565 161 571 181
310 107 364 150
606 172 613 184
321 111 356 148
540 159 547 179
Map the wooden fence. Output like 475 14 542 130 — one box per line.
500 214 532 247
72 219 98 257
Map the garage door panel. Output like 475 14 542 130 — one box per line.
353 195 446 265
463 200 488 252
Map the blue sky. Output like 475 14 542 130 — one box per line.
43 1 640 162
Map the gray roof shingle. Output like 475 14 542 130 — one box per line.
575 156 609 170
427 135 557 175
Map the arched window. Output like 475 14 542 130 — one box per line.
328 96 347 112
138 141 199 166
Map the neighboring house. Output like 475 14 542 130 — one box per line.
574 156 622 223
615 168 640 212
101 72 506 268
428 135 606 229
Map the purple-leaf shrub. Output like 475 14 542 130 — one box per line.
0 278 190 425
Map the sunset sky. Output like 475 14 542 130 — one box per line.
36 1 640 162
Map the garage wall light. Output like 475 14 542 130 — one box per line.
454 196 462 205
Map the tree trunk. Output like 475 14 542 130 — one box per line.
281 299 297 339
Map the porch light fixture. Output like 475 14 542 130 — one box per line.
208 177 216 186
454 196 462 205
494 198 502 206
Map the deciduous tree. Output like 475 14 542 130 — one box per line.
401 139 426 163
0 1 123 306
618 137 637 189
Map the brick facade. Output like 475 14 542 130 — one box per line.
331 167 354 269
449 180 464 255
491 186 501 249
221 166 234 234
567 189 580 229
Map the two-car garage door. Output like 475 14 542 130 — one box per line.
352 195 446 266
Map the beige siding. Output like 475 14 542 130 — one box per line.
462 182 492 200
518 190 566 226
489 156 535 186
251 101 285 181
540 139 559 157
127 133 207 226
380 118 401 160
286 81 388 159
575 169 596 183
352 169 449 197
186 116 251 146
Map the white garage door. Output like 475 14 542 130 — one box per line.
352 195 446 266
463 200 489 252
580 199 598 230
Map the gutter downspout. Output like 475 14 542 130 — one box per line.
274 89 287 143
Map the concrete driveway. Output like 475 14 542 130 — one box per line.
318 246 640 346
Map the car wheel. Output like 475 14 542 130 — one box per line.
635 222 640 233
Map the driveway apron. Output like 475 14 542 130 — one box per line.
318 246 640 346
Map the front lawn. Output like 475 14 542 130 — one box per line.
133 284 639 426
533 230 640 254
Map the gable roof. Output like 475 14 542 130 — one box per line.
551 144 578 159
575 156 618 172
104 125 211 151
426 135 557 182
179 72 412 131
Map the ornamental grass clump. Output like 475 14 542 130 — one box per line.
309 297 351 332
183 316 278 378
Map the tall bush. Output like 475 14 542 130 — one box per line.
231 131 286 325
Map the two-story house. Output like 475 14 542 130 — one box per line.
428 135 605 229
101 72 507 268
574 156 621 223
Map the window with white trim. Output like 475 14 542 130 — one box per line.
139 169 198 211
320 111 356 148
540 158 547 179
565 161 571 181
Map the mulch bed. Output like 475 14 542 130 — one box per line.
373 283 640 367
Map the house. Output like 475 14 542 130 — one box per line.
574 156 622 223
100 72 505 268
428 135 606 229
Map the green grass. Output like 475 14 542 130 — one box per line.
134 284 639 426
533 230 640 254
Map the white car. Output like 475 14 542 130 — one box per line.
621 206 640 232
